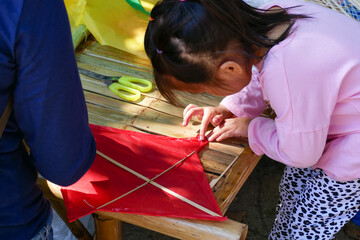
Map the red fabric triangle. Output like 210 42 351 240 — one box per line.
61 124 227 222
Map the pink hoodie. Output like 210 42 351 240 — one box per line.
221 0 360 181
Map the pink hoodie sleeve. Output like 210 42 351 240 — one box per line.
247 49 335 167
220 68 267 118
248 117 329 167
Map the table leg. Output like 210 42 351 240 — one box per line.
94 214 123 240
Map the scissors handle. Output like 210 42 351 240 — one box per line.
108 83 141 101
118 76 152 93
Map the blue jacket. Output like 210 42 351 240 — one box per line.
0 0 96 238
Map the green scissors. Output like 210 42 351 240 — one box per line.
78 68 152 102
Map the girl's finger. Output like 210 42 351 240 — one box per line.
183 104 198 117
198 109 214 140
211 114 224 126
216 130 232 142
207 125 223 141
183 107 203 126
182 104 199 126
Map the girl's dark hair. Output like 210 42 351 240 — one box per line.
145 0 308 105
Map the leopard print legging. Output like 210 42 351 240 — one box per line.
269 166 360 240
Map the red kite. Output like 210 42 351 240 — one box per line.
61 124 227 222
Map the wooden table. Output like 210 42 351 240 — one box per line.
40 36 263 240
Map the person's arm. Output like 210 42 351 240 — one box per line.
220 68 267 118
14 0 96 186
248 54 335 167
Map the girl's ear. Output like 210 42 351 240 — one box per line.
219 61 243 74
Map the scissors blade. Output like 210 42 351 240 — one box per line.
78 68 120 86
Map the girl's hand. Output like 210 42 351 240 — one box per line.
207 117 252 142
182 104 233 140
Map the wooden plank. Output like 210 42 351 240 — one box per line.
83 41 152 72
88 112 129 130
76 53 154 80
206 172 219 182
148 97 187 118
131 107 198 138
86 103 133 126
208 142 245 157
96 212 248 240
214 147 262 213
200 149 239 176
175 91 224 107
77 61 155 85
85 92 149 117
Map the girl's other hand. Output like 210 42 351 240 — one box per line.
182 104 233 140
207 117 252 142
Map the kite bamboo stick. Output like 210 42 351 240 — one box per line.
209 155 240 189
95 151 196 209
96 150 222 217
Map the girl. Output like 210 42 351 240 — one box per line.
144 0 360 239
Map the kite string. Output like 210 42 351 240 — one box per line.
93 150 196 210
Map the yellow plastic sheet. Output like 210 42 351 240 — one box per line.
64 0 86 28
64 0 157 58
